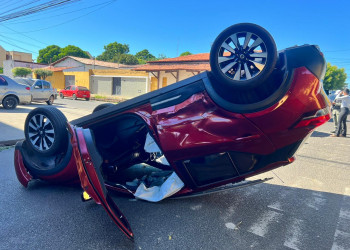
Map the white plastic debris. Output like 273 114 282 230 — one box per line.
134 172 184 202
144 133 161 153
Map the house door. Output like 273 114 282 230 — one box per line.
65 75 75 88
151 77 158 92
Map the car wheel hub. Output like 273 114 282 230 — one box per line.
28 114 55 151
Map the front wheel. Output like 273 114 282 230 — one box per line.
2 95 18 109
60 93 64 99
73 94 77 100
210 23 277 90
24 107 68 156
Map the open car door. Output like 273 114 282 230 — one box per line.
69 125 134 240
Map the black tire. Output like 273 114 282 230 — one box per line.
24 107 68 156
92 103 114 113
210 23 277 90
46 95 54 105
60 93 64 99
73 94 77 100
2 95 18 109
85 98 90 101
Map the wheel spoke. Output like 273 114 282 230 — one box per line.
43 118 51 128
43 137 49 150
221 42 236 54
218 56 235 63
244 63 252 80
249 52 267 58
31 136 40 145
248 37 263 50
29 121 38 131
233 64 242 80
221 61 237 74
249 60 265 70
28 132 38 138
38 138 43 151
229 34 240 49
45 135 54 143
45 129 54 134
243 32 252 49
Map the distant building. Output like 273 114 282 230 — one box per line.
3 60 47 78
134 53 210 91
0 45 32 68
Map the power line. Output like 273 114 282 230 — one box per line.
0 37 38 54
0 33 42 48
0 23 50 46
1 0 116 33
4 1 115 25
0 0 81 22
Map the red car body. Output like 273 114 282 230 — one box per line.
13 27 330 240
59 85 90 100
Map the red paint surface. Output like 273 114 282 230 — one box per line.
14 149 32 188
73 126 134 240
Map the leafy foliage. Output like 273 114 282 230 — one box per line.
12 67 32 77
58 45 89 59
118 54 139 65
0 67 3 74
34 69 53 80
135 49 156 64
323 63 347 91
96 42 129 62
157 53 167 60
37 45 61 64
37 45 89 64
180 51 192 56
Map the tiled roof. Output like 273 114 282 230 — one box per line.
151 53 209 63
134 63 210 72
43 66 73 72
52 56 136 69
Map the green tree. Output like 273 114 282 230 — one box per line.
0 67 3 74
180 51 192 56
34 69 53 80
58 45 89 59
118 54 139 65
96 42 129 62
135 49 156 64
157 53 167 60
37 45 61 64
323 63 347 92
12 67 32 77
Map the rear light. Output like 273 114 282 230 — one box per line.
25 87 30 90
294 108 330 128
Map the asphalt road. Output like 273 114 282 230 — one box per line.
0 115 349 249
0 98 111 142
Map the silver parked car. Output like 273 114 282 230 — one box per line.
12 78 56 105
0 75 31 109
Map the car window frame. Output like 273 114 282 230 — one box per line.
34 81 43 89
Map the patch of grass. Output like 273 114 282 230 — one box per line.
90 94 127 104
0 145 14 152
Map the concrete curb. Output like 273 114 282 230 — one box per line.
0 139 24 147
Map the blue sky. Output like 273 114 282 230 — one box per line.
0 0 349 83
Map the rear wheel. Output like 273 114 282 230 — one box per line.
2 95 18 109
85 97 90 101
24 107 68 156
73 94 77 100
210 23 277 90
60 93 64 99
46 95 54 105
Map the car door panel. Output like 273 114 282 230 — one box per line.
70 126 134 240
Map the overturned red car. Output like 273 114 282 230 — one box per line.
14 23 330 240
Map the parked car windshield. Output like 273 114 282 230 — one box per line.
12 78 35 86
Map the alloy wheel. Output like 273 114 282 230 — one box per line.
217 31 268 81
28 114 55 151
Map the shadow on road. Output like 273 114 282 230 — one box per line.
311 131 331 138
